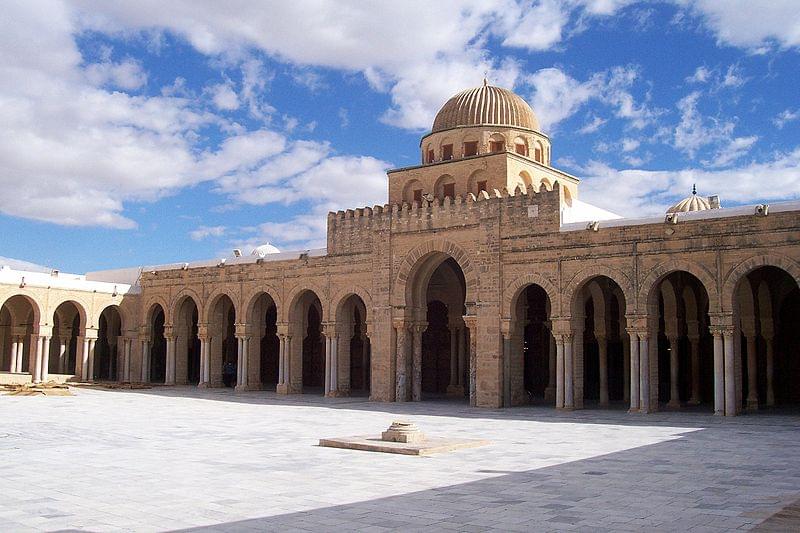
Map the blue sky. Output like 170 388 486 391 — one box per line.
1 0 799 273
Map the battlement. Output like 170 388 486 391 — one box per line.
327 182 564 255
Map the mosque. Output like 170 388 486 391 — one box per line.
1 82 799 416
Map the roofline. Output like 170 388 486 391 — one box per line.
419 124 549 147
387 150 580 184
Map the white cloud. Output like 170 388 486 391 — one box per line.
674 91 733 158
721 63 746 88
680 0 800 52
579 147 800 218
207 81 239 110
189 225 226 241
526 65 657 131
774 108 800 129
686 66 711 84
84 58 147 90
702 135 758 168
621 138 640 152
578 115 607 134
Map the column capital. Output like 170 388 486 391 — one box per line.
38 325 53 338
84 328 99 341
625 325 648 337
709 324 735 336
708 312 734 327
234 322 249 337
412 322 428 333
392 317 409 331
322 323 338 338
462 315 477 329
500 318 512 336
162 325 174 339
550 317 572 336
197 324 209 339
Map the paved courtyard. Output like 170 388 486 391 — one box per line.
1 387 799 532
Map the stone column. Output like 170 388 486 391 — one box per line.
711 327 724 415
9 336 20 373
411 323 425 402
555 335 565 409
58 336 69 374
545 328 556 402
598 335 609 408
394 319 409 402
667 335 680 409
276 323 293 395
235 335 250 391
87 338 97 382
164 330 176 385
197 333 209 387
140 339 151 383
622 333 630 403
123 338 131 382
628 330 640 412
688 335 700 405
331 333 338 394
639 333 650 413
765 335 775 407
457 324 466 388
361 327 369 393
448 326 458 393
324 330 332 396
109 342 117 381
723 326 736 416
564 333 574 409
502 328 512 408
745 333 759 411
277 334 286 387
38 335 51 383
463 315 477 407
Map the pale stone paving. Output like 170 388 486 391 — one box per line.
0 387 799 532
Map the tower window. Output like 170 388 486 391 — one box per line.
489 141 505 153
413 189 423 203
477 180 487 193
534 147 542 162
427 149 434 163
442 144 453 160
443 183 455 198
515 143 527 156
463 141 478 157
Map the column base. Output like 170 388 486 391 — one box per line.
687 398 701 406
627 407 640 414
747 398 759 411
666 400 681 409
234 384 251 392
325 390 348 398
276 383 293 395
197 382 211 388
599 401 609 409
446 384 464 397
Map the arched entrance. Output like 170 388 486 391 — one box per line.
734 266 800 410
0 295 39 375
208 295 237 388
650 271 714 411
510 284 553 406
572 276 628 409
249 292 279 390
174 297 200 385
401 253 468 403
337 294 370 397
149 305 167 383
95 306 122 381
287 290 324 394
50 301 82 376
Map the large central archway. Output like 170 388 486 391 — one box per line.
402 252 468 403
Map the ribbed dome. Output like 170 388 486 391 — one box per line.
667 188 712 214
251 243 280 257
432 81 539 133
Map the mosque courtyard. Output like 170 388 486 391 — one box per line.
1 388 799 532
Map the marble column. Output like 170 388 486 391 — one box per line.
545 331 556 402
623 333 630 403
598 335 609 408
457 325 466 388
361 331 369 392
712 328 724 415
58 337 69 374
555 335 565 409
411 324 424 402
723 327 736 416
198 336 210 387
745 334 759 411
639 334 650 413
37 335 51 383
277 334 285 387
123 339 131 382
628 331 640 412
765 336 775 407
667 335 680 409
564 334 574 409
448 327 458 391
688 336 701 405
9 336 20 373
235 336 249 391
463 317 477 407
165 335 176 385
141 340 151 383
395 322 409 402
502 332 511 407
87 339 96 382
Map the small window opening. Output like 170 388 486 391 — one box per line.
427 149 434 163
515 143 527 156
489 141 505 153
413 189 423 203
534 147 542 162
443 183 455 198
442 144 453 160
463 141 478 157
477 180 487 193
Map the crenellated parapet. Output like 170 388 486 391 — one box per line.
327 182 565 255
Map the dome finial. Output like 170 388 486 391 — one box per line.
692 183 697 195
483 71 488 87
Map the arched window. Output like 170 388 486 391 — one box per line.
402 179 425 204
463 140 478 157
534 140 544 163
434 174 456 199
513 136 528 156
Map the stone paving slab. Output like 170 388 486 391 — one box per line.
0 386 799 531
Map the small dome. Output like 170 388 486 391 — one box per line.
251 243 280 257
432 80 539 133
667 186 712 214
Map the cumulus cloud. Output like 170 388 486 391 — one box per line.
189 225 226 241
84 57 147 90
774 109 800 129
207 81 239 110
526 65 658 131
679 0 800 52
578 147 800 217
